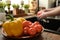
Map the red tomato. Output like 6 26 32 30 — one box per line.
23 27 30 35
30 21 40 27
33 25 42 32
28 28 37 36
29 23 34 28
34 21 40 25
22 20 32 27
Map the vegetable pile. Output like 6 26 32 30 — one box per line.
23 21 43 36
3 17 43 37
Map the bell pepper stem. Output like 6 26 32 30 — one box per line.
7 15 14 21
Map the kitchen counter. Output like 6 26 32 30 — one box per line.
42 32 60 40
0 15 60 40
0 28 60 40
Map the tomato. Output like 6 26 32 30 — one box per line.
30 21 40 27
22 20 32 27
33 25 42 32
28 27 37 36
29 23 34 28
34 21 40 25
23 27 30 35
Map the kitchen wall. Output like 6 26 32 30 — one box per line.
39 0 55 9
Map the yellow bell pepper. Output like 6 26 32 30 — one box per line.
3 15 25 37
17 17 26 23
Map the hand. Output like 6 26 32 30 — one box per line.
37 8 53 19
37 10 48 18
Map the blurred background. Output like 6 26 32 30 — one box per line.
0 0 60 18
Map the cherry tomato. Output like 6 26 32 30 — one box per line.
22 20 32 27
28 27 37 36
23 27 30 35
33 25 42 32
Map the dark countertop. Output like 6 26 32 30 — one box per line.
0 27 60 40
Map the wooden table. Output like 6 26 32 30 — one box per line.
0 27 60 40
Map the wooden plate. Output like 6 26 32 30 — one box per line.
2 28 44 39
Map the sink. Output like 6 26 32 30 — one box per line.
26 17 60 34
